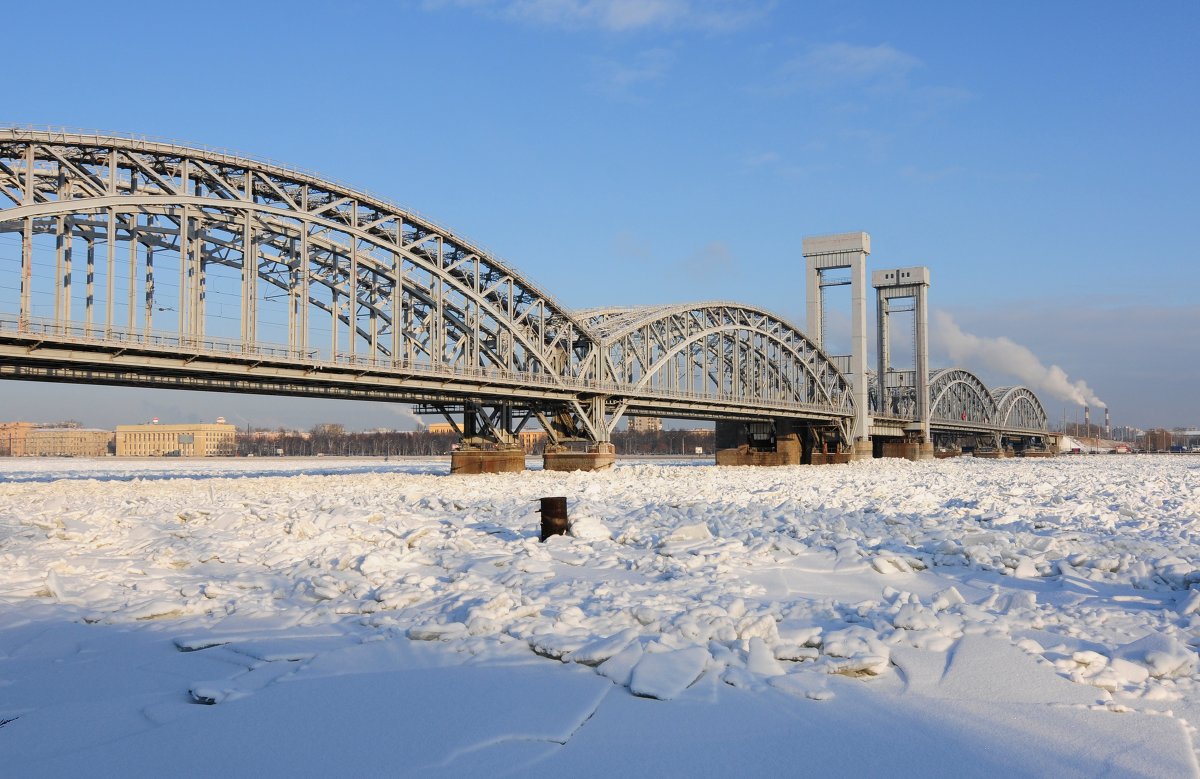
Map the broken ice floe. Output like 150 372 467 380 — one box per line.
1 455 1198 715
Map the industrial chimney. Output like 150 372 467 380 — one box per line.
1104 408 1110 438
1084 407 1091 439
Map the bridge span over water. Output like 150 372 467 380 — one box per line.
0 128 1049 470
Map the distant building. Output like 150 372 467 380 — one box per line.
627 416 662 433
425 422 455 434
0 422 37 456
26 427 112 457
116 422 237 457
519 429 547 454
1141 428 1173 452
1 422 115 457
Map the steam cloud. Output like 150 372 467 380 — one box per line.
932 311 1105 408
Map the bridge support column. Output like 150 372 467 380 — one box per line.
450 448 525 474
543 442 616 472
714 420 822 466
534 397 622 472
804 232 872 461
846 440 871 461
427 401 528 475
879 439 935 461
873 266 934 460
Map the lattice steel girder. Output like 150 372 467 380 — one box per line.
870 370 919 418
3 195 574 378
0 128 869 436
420 400 531 447
0 132 599 384
929 368 1000 426
874 369 1048 435
991 386 1049 432
585 302 854 415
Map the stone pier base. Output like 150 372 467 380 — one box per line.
716 442 852 466
848 441 874 462
881 441 936 461
810 451 852 465
542 444 616 472
716 446 793 467
450 448 526 474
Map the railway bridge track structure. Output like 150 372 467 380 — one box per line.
0 128 1050 471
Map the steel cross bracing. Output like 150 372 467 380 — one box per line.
0 129 858 444
990 386 1048 433
579 302 853 412
870 368 1049 443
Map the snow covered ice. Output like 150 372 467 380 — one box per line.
1 455 1199 776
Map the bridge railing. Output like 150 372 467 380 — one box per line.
0 316 305 361
0 316 849 419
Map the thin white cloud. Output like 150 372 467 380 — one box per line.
613 231 653 260
424 0 773 32
510 0 684 31
765 41 972 109
751 41 973 165
774 42 921 94
593 47 675 96
678 240 736 281
899 163 964 183
742 150 781 168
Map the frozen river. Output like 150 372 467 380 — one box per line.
1 455 1198 776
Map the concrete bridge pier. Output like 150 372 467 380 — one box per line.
543 442 616 472
434 401 528 474
535 397 619 472
877 439 935 461
849 440 875 461
450 447 526 474
714 419 849 466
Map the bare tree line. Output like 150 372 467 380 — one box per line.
235 425 715 457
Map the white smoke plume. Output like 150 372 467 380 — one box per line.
932 311 1105 408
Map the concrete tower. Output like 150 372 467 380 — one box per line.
873 266 933 460
802 232 871 459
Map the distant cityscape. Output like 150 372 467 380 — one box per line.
0 416 717 458
2 412 1198 459
1058 421 1200 452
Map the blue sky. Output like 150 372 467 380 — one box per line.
2 0 1196 431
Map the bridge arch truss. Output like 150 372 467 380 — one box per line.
582 302 853 417
928 368 1000 428
0 128 598 390
991 386 1049 433
0 128 856 443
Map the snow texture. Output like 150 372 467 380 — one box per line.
1 454 1199 776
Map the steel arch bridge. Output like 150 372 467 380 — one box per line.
0 128 859 449
990 386 1049 433
870 368 1049 447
